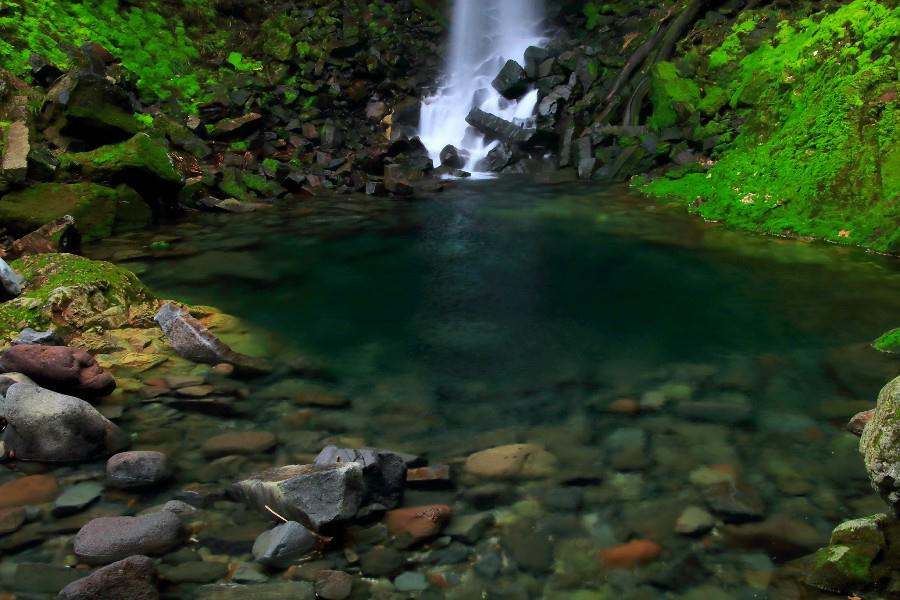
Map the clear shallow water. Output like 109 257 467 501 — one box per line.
82 179 900 597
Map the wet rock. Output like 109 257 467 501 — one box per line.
385 505 451 544
860 376 900 514
58 555 159 600
203 431 277 459
492 59 529 99
0 121 29 183
12 563 85 595
229 463 364 531
1 383 128 462
27 146 60 181
0 474 58 508
154 303 271 375
406 465 451 488
501 520 555 573
701 479 766 523
524 46 552 78
315 570 353 600
74 511 188 565
0 345 116 397
210 113 263 139
480 143 513 172
52 480 104 517
252 521 317 568
195 582 315 600
43 72 140 146
446 511 495 544
159 561 229 584
806 543 879 593
722 516 826 560
599 540 663 569
394 571 429 593
4 215 79 260
847 408 875 436
12 328 64 346
0 257 24 299
466 108 535 145
463 443 558 480
106 451 173 489
674 506 715 535
59 133 182 193
439 145 466 169
0 506 26 535
314 445 407 513
359 545 405 577
383 163 425 195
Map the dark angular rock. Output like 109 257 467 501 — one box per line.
0 345 115 397
28 54 64 87
229 463 364 531
43 72 140 147
439 145 467 169
466 108 535 145
27 147 60 181
4 215 80 261
492 59 529 99
1 383 129 462
209 113 263 140
74 512 187 565
524 46 552 79
478 143 513 172
315 446 406 514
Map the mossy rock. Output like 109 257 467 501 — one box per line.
648 61 700 131
0 182 151 241
807 544 878 593
860 376 900 515
874 328 900 354
59 133 182 189
44 73 140 146
0 253 158 342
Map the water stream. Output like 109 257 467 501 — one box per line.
418 0 545 173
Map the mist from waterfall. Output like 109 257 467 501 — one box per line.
418 0 545 176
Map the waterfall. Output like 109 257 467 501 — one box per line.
418 0 544 176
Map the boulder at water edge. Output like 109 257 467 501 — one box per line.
0 383 128 462
74 512 187 565
0 344 116 397
860 376 900 514
252 521 317 568
229 463 364 531
58 555 159 600
106 451 173 489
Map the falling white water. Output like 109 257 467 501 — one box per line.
418 0 545 176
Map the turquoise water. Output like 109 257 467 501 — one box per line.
83 178 900 597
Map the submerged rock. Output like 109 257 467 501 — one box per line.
385 505 451 544
252 521 317 568
0 344 116 397
74 512 187 565
154 303 271 375
860 376 900 515
229 463 364 531
463 443 558 480
106 451 173 489
0 383 128 462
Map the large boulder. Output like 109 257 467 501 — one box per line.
491 59 529 99
314 446 407 514
0 345 115 397
42 72 140 148
0 383 129 462
466 108 535 145
74 512 187 565
0 182 151 241
154 303 271 375
58 133 183 202
0 257 24 299
1 120 30 183
58 555 159 600
229 463 364 531
0 253 157 342
860 375 900 514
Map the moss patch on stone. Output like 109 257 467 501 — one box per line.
59 133 181 186
874 328 900 354
648 61 700 131
0 182 151 241
0 253 156 341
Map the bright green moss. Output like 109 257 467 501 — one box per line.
0 0 203 103
648 62 700 131
643 0 900 253
874 328 900 354
59 133 181 185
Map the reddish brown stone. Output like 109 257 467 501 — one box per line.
201 431 277 458
847 409 875 437
385 505 451 542
0 345 115 397
599 540 662 569
406 465 451 487
0 474 59 508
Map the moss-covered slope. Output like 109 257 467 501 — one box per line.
643 0 899 252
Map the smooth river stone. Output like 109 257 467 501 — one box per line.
0 345 116 397
0 474 59 508
106 451 173 489
463 444 558 479
58 555 159 600
202 431 277 458
74 512 187 565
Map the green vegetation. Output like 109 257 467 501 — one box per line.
874 328 900 354
0 0 204 103
644 0 900 253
